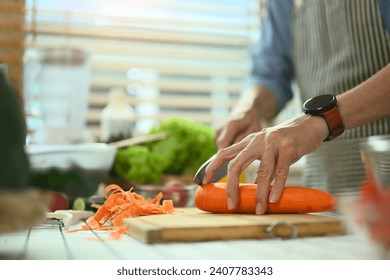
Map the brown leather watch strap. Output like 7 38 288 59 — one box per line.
323 106 345 141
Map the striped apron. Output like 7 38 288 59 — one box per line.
292 0 390 196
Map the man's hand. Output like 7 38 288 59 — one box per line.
215 86 279 149
215 109 263 149
204 113 329 214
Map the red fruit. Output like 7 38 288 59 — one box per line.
163 180 189 207
165 180 183 189
48 192 69 211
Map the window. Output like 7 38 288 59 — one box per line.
23 0 263 140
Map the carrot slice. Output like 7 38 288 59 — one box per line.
68 184 175 239
194 183 335 214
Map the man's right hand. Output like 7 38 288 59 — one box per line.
215 86 280 149
215 108 263 149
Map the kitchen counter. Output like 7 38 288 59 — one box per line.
0 213 385 260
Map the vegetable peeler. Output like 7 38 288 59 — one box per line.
193 154 229 186
43 210 94 230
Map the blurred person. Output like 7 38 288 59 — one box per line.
0 64 49 233
204 0 390 214
0 64 29 189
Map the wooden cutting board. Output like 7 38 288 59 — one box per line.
123 208 345 244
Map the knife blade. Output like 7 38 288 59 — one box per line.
193 154 229 186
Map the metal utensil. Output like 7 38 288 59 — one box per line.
108 132 168 149
193 154 229 186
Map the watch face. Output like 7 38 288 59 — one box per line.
303 94 336 113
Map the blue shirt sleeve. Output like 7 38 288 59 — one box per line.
377 0 390 33
247 0 389 111
248 0 294 110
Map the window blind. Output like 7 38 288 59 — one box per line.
24 0 263 140
0 0 25 101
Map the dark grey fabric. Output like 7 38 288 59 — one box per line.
0 64 30 190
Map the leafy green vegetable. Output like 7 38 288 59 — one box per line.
114 117 217 184
114 145 165 184
149 117 217 175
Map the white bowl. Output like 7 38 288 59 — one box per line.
26 143 117 174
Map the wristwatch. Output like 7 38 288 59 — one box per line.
303 94 345 141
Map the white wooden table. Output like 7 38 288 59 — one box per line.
0 217 384 260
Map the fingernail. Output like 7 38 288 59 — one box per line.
227 197 234 210
256 203 263 215
269 192 278 203
202 175 210 184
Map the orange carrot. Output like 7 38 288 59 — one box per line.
68 184 175 239
194 183 335 214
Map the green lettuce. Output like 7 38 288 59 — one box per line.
114 117 217 184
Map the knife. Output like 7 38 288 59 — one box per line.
193 154 229 186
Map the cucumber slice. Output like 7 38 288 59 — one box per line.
72 197 86 211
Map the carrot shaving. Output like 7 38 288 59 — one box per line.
68 184 175 239
109 226 128 240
